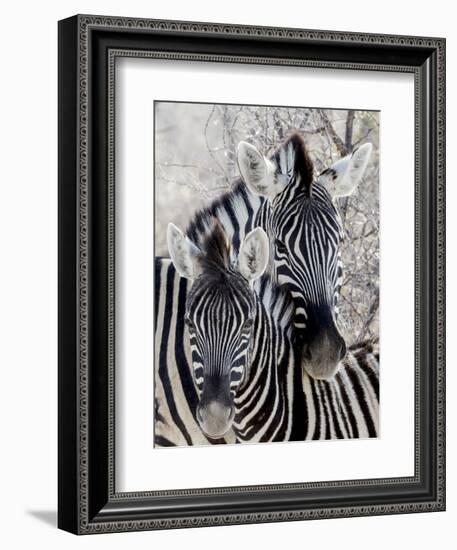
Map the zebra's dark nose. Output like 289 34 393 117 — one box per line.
303 344 312 362
302 332 346 380
303 337 345 362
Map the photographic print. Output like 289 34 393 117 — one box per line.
58 17 445 532
154 101 380 448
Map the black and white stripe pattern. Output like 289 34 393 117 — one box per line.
154 132 377 445
154 258 236 446
186 181 265 265
155 181 270 445
156 226 379 446
264 180 344 328
301 340 379 440
238 134 373 380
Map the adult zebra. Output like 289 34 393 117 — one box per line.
154 132 374 445
237 134 373 379
165 221 378 442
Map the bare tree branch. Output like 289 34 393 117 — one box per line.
345 110 355 152
318 109 348 156
357 288 380 342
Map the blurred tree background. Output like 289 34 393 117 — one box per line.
155 102 379 345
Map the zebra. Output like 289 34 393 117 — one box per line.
154 132 374 445
154 257 228 446
236 133 373 380
165 220 378 442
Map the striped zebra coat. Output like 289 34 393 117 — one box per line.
156 224 379 445
155 178 267 445
158 133 373 379
155 132 377 445
154 258 232 446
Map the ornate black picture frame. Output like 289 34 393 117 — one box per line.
58 14 446 534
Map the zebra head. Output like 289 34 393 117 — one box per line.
237 133 372 380
167 221 269 439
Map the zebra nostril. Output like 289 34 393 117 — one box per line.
196 407 204 424
303 344 312 362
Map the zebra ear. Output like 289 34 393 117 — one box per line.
167 223 201 280
238 227 269 283
317 143 373 198
237 141 277 199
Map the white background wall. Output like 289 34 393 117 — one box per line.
0 1 453 548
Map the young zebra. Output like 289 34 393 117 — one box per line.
164 221 378 443
154 256 234 446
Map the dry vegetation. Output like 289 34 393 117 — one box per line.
155 102 379 344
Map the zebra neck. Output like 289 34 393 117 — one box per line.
233 289 295 443
242 283 293 390
249 300 277 378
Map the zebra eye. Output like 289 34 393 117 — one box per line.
185 317 195 331
244 318 254 330
275 239 288 255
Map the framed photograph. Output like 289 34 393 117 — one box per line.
58 14 445 534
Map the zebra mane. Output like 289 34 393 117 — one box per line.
197 220 230 276
196 223 293 334
186 179 260 254
185 132 314 253
270 131 314 194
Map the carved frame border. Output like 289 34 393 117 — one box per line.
58 14 445 534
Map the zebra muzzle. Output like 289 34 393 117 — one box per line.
301 331 346 380
197 400 235 439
